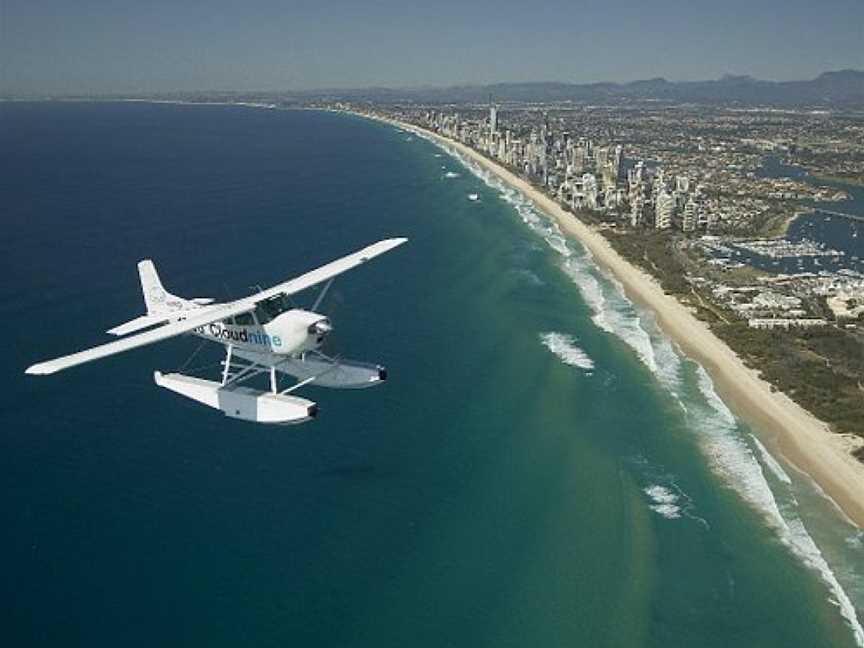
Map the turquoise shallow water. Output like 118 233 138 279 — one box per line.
1 103 863 647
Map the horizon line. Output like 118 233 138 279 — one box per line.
4 68 863 99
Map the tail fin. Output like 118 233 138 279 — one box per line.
138 260 183 315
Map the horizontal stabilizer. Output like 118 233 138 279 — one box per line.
107 313 173 336
154 372 317 424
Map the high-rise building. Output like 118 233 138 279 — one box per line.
681 197 699 232
630 194 645 227
655 190 675 229
628 160 644 187
572 142 589 174
582 173 598 209
595 147 609 170
612 145 623 182
489 104 498 135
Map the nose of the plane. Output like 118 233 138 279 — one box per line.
308 318 332 336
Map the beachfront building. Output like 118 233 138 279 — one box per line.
409 106 729 235
655 190 675 229
680 197 700 232
630 194 646 227
748 318 828 329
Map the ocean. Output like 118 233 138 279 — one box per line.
2 102 863 647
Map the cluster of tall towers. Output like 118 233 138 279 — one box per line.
426 103 717 233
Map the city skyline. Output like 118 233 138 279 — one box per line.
2 0 863 95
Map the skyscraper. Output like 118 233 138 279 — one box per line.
655 190 675 229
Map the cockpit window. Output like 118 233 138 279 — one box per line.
254 294 292 324
234 312 255 326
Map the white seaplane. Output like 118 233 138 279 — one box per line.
26 238 407 425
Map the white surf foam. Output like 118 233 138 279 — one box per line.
752 435 793 486
639 474 709 526
644 485 683 519
539 332 595 372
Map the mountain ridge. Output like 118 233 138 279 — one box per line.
298 70 864 106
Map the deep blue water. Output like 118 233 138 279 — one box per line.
2 103 863 647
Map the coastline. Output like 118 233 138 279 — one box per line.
360 111 864 529
813 174 864 188
768 208 810 238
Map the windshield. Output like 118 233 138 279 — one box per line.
254 294 292 324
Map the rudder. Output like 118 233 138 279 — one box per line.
138 260 181 314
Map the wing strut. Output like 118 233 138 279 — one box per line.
311 278 334 312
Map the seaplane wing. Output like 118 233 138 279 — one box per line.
249 237 408 302
25 301 255 376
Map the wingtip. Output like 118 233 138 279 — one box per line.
369 237 408 253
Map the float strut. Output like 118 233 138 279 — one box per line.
221 344 234 386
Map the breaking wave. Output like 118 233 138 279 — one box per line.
694 367 864 645
634 461 709 527
752 435 794 486
644 485 683 519
539 332 594 372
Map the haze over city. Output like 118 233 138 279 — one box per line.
3 0 864 94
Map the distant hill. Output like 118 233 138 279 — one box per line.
298 70 864 107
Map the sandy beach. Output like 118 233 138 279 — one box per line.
365 113 864 528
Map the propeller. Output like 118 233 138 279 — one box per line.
309 279 344 359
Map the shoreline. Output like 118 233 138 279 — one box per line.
813 174 864 189
359 111 864 529
768 208 809 239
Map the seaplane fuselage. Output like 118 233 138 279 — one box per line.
191 307 331 356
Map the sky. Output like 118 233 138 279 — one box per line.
2 0 863 95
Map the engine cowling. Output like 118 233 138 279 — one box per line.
268 309 331 355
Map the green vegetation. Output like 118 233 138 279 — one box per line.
748 203 799 238
713 195 800 238
712 324 864 454
603 228 692 295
